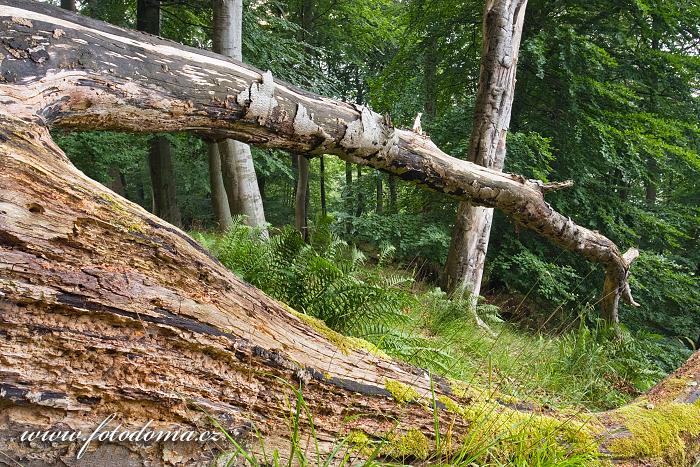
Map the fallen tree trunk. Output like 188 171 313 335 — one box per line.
1 2 696 466
0 0 638 323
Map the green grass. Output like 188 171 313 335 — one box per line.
206 374 604 466
193 220 685 464
193 221 673 411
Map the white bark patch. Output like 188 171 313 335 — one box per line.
293 103 330 139
236 70 277 125
2 7 259 80
340 106 396 156
11 16 32 28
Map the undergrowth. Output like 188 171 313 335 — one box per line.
194 220 679 412
194 220 687 464
206 375 604 467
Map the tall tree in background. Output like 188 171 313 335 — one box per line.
214 0 268 236
207 143 233 231
136 0 182 227
443 0 528 303
319 156 327 216
294 0 314 240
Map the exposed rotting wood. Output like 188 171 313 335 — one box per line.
0 2 693 465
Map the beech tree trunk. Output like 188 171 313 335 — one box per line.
0 3 680 464
148 135 183 227
320 155 327 217
444 0 527 304
388 175 397 213
294 0 314 238
295 154 310 241
345 161 353 233
376 174 384 214
207 142 233 231
356 166 364 217
137 0 182 228
213 0 268 236
60 0 76 12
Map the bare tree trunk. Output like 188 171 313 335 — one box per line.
293 0 314 237
107 166 126 197
355 166 364 217
213 0 268 236
295 154 310 240
60 0 76 12
345 161 353 233
388 175 397 213
320 155 327 217
0 4 688 464
376 173 384 214
208 142 233 231
136 0 181 228
220 146 241 214
444 0 527 303
148 135 182 227
423 33 438 120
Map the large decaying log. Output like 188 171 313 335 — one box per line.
0 2 697 466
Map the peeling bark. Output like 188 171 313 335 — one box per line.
0 3 694 465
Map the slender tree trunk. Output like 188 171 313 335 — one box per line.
295 155 310 240
345 161 353 233
259 172 266 201
320 155 327 217
644 161 659 205
60 0 76 12
293 0 314 237
388 175 397 213
213 0 267 236
644 19 661 206
376 173 384 214
220 147 241 214
147 136 182 227
137 0 181 227
208 142 233 231
423 33 438 120
444 0 527 302
107 166 126 197
355 165 364 217
0 0 639 323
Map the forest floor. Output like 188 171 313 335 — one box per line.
193 222 686 415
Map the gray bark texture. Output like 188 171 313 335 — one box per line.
444 0 526 304
213 0 268 235
207 141 233 231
